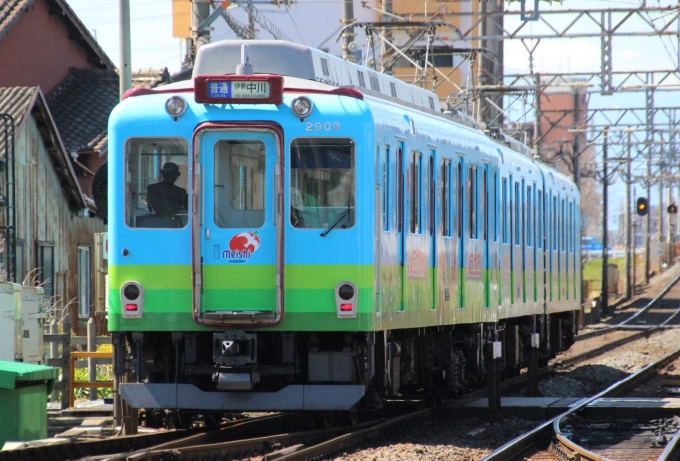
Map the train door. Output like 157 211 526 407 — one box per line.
193 128 282 325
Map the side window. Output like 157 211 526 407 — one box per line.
514 182 520 245
457 160 463 238
290 138 355 229
397 145 404 231
502 177 508 244
37 242 54 300
553 196 558 250
125 137 189 228
527 185 532 247
214 140 266 228
382 145 390 231
468 165 477 239
442 160 451 237
483 168 488 241
429 154 435 236
410 151 422 234
78 245 91 319
537 190 543 249
494 172 498 242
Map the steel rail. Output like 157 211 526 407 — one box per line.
481 346 680 461
657 417 680 461
0 414 290 461
577 269 680 341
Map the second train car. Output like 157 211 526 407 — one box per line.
107 40 581 419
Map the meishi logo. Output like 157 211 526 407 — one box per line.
223 231 260 263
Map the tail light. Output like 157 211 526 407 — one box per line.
335 282 357 318
121 282 144 319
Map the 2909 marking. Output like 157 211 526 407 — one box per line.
305 121 341 132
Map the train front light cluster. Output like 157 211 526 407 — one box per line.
121 281 144 318
291 96 313 120
165 96 187 120
335 282 357 318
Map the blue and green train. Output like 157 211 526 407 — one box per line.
107 41 580 418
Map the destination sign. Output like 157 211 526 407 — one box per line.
194 75 283 105
206 81 271 100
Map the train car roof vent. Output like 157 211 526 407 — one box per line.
236 44 254 75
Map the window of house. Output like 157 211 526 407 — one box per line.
78 245 91 319
36 242 54 301
125 137 189 229
15 240 25 285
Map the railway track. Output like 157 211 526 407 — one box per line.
482 347 680 461
7 271 680 461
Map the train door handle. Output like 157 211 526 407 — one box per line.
206 228 210 240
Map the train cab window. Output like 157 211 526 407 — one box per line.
214 140 265 228
290 138 355 229
124 137 189 229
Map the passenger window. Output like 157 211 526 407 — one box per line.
483 169 488 241
124 137 189 228
442 160 451 237
410 151 422 234
382 145 390 231
458 161 463 238
469 165 477 239
502 177 508 244
429 154 435 236
290 138 355 229
514 182 520 245
527 185 532 247
537 190 543 249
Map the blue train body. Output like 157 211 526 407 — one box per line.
108 41 580 417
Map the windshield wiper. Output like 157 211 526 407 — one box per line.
320 207 353 237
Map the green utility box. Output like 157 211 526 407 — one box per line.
0 361 59 447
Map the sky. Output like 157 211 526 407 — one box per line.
65 0 680 231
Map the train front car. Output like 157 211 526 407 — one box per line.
109 42 376 417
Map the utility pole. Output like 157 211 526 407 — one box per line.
342 0 356 62
624 128 633 299
381 0 393 74
190 0 211 65
119 0 132 100
601 126 610 314
533 73 542 155
645 84 654 284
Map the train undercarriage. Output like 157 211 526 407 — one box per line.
114 311 577 426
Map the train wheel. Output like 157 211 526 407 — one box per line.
343 405 359 426
312 411 334 429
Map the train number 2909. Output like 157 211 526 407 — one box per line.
305 121 341 132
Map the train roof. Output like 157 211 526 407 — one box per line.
193 40 442 115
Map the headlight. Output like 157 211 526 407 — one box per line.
338 283 355 301
291 96 313 120
165 96 187 119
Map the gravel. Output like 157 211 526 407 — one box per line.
330 415 535 461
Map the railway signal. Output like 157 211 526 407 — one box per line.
636 197 649 216
668 204 678 214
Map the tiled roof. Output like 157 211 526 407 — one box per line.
0 86 37 148
1 0 114 69
48 68 170 153
0 85 86 208
0 0 30 40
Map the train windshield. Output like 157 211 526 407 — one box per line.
290 138 355 230
124 137 189 228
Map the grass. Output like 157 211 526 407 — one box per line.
582 256 625 281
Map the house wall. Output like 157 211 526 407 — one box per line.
0 0 97 95
14 115 106 336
